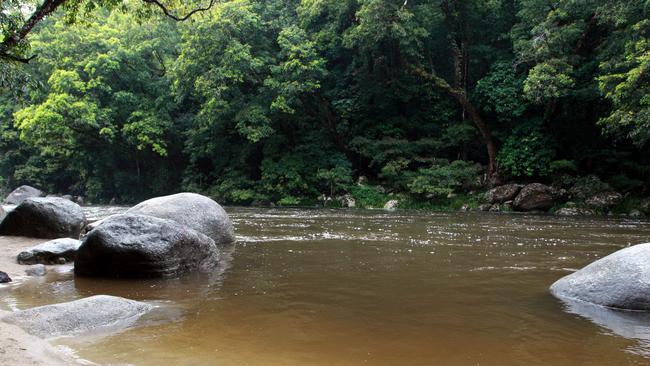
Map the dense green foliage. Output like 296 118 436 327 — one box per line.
1 0 649 206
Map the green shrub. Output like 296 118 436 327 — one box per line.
498 121 556 177
406 160 481 198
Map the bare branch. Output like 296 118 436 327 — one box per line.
0 51 38 64
142 0 217 21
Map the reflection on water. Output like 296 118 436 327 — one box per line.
2 206 650 365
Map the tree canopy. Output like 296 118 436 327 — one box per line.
0 0 648 205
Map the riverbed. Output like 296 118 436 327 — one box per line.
2 206 650 365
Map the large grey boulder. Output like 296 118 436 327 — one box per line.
17 238 82 265
486 184 523 204
513 183 558 211
550 243 650 310
3 185 44 205
2 295 153 338
126 193 234 245
75 214 220 278
0 197 86 239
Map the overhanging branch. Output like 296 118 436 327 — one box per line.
142 0 217 21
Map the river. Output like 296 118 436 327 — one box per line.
2 206 650 365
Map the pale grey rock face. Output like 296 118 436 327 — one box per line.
17 238 82 265
3 185 44 205
550 243 650 310
0 197 86 239
75 214 219 278
2 295 153 338
384 200 399 210
126 193 235 245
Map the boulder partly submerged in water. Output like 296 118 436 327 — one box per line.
0 197 86 239
550 243 650 310
75 214 219 278
2 295 153 338
17 238 82 265
126 192 235 246
3 185 44 205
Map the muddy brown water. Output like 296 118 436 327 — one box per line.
2 206 650 365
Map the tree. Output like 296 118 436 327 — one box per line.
0 0 216 63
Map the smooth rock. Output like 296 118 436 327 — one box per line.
75 214 219 278
126 193 235 245
2 295 153 338
62 195 73 201
0 271 11 283
0 205 5 222
25 264 47 276
586 191 623 209
513 183 558 211
550 243 650 310
17 238 81 265
0 197 86 239
3 185 44 205
383 200 399 211
486 184 523 204
489 204 501 212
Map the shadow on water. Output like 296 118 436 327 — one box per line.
558 296 650 357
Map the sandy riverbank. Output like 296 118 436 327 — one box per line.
0 236 87 366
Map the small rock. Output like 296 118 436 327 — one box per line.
459 204 471 212
586 191 623 209
61 195 73 201
555 207 597 216
339 194 356 208
0 271 11 283
478 203 492 212
3 185 44 205
357 176 368 186
629 210 643 218
75 196 85 205
376 186 386 194
641 199 650 214
384 200 399 211
25 264 46 277
489 204 501 212
2 295 153 338
447 193 457 199
17 238 81 265
486 184 523 204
